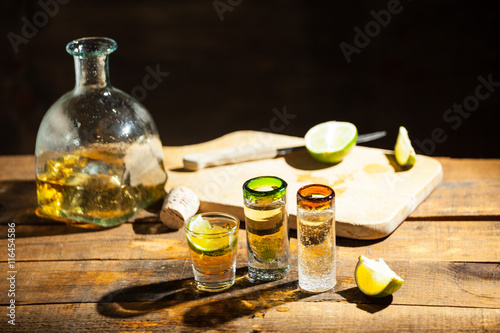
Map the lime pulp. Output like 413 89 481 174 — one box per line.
305 121 358 164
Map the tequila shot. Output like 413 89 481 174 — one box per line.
184 212 239 292
243 176 290 282
297 184 336 292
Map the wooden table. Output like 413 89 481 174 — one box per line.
1 155 499 332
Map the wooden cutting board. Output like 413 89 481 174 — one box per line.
163 131 442 240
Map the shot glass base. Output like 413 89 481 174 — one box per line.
299 279 337 293
247 266 290 283
299 284 335 293
195 279 235 292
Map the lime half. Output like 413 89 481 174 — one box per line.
395 126 416 167
186 214 230 253
305 121 358 164
355 255 404 298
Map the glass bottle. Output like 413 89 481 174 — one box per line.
243 176 290 282
297 184 336 292
35 37 167 229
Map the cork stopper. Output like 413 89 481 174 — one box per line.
160 186 200 229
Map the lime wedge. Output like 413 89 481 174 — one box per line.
355 255 404 298
395 126 416 167
186 214 230 252
305 121 358 164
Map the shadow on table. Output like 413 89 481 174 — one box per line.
131 221 178 234
182 280 307 327
96 275 196 318
336 235 390 247
0 180 175 237
337 287 393 314
284 149 333 171
0 180 96 237
97 267 313 325
97 267 396 324
0 180 39 223
384 153 414 172
129 200 181 235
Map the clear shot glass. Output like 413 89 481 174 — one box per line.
184 212 239 292
243 176 291 282
297 184 336 292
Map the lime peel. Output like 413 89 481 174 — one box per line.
305 121 358 164
395 126 416 167
355 255 404 298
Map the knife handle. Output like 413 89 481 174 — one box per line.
183 145 278 171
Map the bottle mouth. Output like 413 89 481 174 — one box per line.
66 37 117 57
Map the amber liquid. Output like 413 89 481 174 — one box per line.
186 219 239 291
36 148 165 228
186 220 238 275
244 203 290 281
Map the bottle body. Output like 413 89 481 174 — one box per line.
35 37 167 228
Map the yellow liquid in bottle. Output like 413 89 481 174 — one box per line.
36 148 165 228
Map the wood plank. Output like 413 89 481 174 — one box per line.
1 221 499 262
436 158 500 182
1 155 499 227
0 220 194 261
0 156 35 181
4 155 499 182
336 220 500 263
1 259 498 309
4 302 499 333
411 157 500 218
1 178 497 225
411 180 500 218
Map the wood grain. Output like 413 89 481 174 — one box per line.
4 302 499 333
1 221 499 262
1 152 499 332
411 180 500 218
0 155 34 181
2 0 499 329
2 156 498 182
1 151 498 225
1 259 498 309
438 158 500 182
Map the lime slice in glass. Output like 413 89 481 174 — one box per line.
186 214 230 253
355 255 404 298
305 121 358 164
395 126 416 167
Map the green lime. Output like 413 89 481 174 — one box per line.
186 214 230 253
355 255 404 298
395 126 416 167
305 121 358 164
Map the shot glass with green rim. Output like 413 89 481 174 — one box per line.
243 176 290 282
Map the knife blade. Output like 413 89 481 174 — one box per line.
183 131 387 171
275 131 387 156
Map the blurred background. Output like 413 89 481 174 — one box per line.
1 0 499 157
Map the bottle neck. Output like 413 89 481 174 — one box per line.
73 55 110 91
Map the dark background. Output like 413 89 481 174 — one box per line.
1 0 499 157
